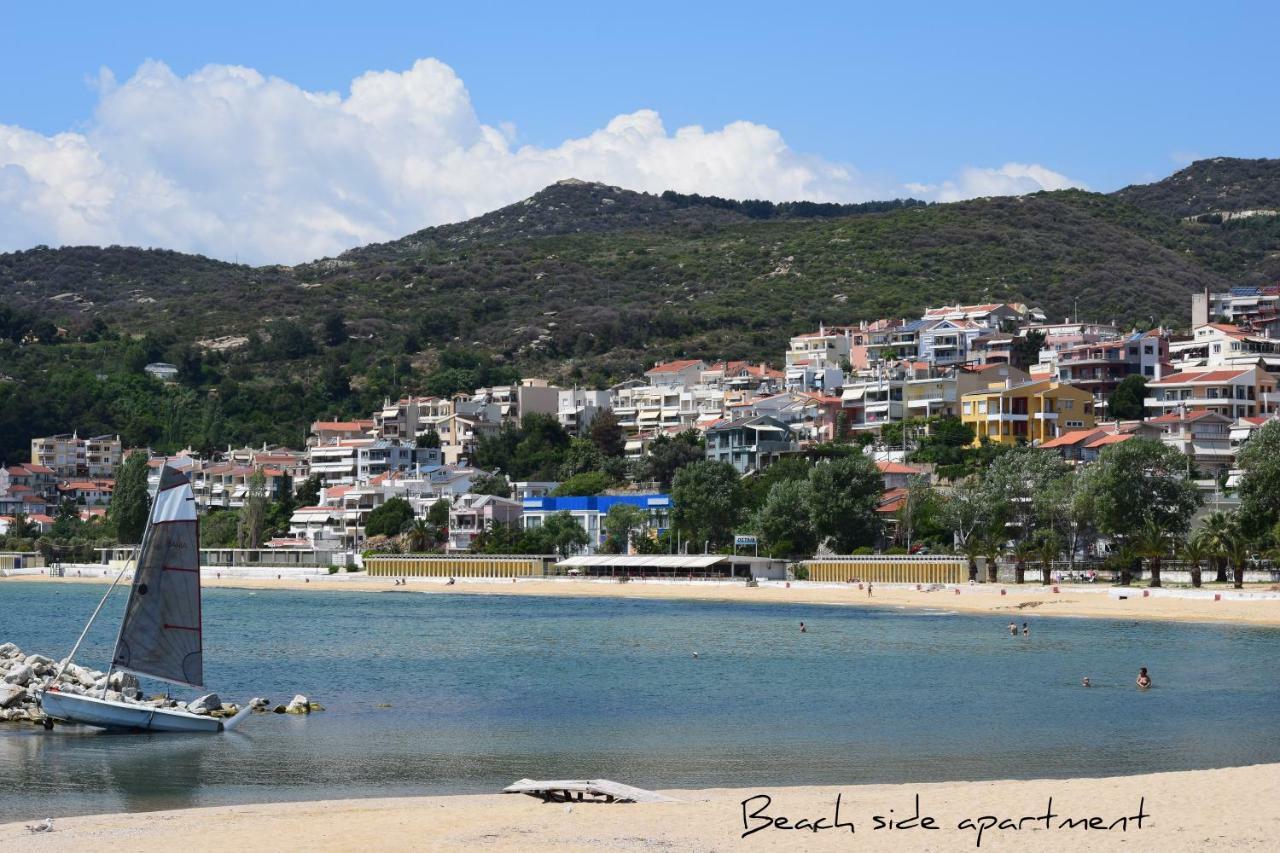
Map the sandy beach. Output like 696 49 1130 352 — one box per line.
3 762 1276 851
8 571 1280 627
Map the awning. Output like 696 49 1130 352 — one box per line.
557 555 726 570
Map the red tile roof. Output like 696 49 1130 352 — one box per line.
1039 428 1106 449
1086 433 1133 448
312 420 375 431
877 487 909 514
1150 368 1253 384
876 460 923 475
646 360 703 373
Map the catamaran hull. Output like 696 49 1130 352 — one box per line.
40 690 225 733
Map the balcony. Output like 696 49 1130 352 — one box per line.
987 413 1028 421
1033 411 1058 420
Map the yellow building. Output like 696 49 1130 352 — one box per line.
960 379 1095 447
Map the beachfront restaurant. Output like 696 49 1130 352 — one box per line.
554 554 787 580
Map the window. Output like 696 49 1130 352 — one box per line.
963 402 972 415
1062 399 1074 410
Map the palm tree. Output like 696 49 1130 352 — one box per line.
1131 519 1169 588
1012 538 1037 585
1204 511 1234 583
1180 530 1211 588
980 521 1004 584
401 518 435 553
962 535 982 583
1222 524 1252 591
1036 530 1060 585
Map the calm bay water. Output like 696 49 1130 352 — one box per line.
2 581 1279 822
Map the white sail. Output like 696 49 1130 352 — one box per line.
110 465 204 687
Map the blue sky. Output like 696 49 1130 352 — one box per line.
1 1 1276 261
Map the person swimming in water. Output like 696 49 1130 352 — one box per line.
799 622 807 633
1137 667 1152 689
1022 621 1030 637
1081 676 1091 688
1008 621 1017 636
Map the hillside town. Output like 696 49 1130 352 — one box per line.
3 286 1278 571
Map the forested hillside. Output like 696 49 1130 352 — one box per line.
2 157 1279 462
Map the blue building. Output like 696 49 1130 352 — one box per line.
521 494 671 553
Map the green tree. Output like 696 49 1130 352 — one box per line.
602 503 647 554
427 498 451 529
1237 421 1280 536
742 455 811 511
1107 375 1148 421
365 497 414 538
1034 527 1064 581
1203 510 1234 583
541 510 590 555
51 501 82 539
1215 515 1253 590
806 455 882 553
1010 330 1047 371
754 479 816 558
402 518 436 552
640 429 704 490
589 409 626 458
322 312 347 347
1131 518 1172 587
416 430 442 449
1179 529 1212 588
983 448 1069 548
267 319 317 360
200 510 240 548
671 460 743 550
470 472 512 498
938 477 993 581
560 437 606 479
295 474 322 507
109 452 152 545
1085 439 1201 574
237 470 267 548
895 474 937 551
552 471 611 496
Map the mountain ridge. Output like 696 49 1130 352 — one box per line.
3 157 1280 372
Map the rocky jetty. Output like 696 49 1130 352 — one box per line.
0 642 319 724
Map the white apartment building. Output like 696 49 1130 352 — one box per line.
30 433 123 478
556 388 613 434
786 328 852 391
1145 366 1278 420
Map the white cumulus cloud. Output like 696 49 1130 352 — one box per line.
0 59 1085 264
905 162 1086 203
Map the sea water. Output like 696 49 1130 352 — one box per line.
2 582 1278 821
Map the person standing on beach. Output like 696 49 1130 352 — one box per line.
867 583 873 597
1137 667 1152 689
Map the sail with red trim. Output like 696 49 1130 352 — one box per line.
111 464 204 687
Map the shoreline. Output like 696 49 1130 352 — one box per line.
7 571 1280 627
3 762 1276 851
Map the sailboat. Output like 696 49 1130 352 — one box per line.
40 464 248 733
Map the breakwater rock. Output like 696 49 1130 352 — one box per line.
0 642 318 724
